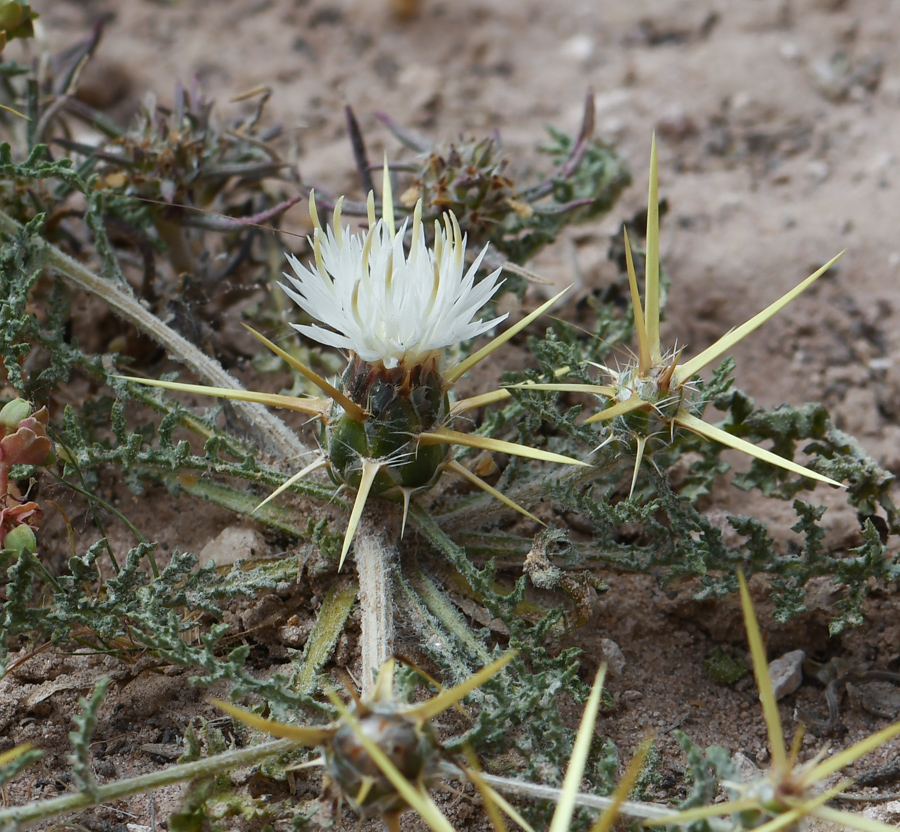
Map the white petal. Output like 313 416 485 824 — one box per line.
281 203 507 368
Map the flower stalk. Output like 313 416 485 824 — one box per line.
355 521 397 698
0 738 302 829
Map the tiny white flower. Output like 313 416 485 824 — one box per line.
280 188 506 371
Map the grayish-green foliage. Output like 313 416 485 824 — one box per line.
0 46 898 832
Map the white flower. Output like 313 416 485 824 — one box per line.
280 191 506 371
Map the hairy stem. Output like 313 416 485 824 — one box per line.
0 739 300 830
355 520 396 698
475 771 682 823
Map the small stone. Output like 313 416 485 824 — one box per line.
779 41 801 62
769 649 806 700
806 160 831 184
279 615 313 648
863 799 900 825
598 638 626 678
560 34 594 62
199 526 266 567
389 0 420 18
94 758 117 777
655 104 696 141
140 743 183 761
732 751 762 784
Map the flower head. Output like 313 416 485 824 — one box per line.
121 165 585 568
281 189 507 372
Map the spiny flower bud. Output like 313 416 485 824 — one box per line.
511 138 844 497
326 703 440 815
212 654 515 824
326 355 448 494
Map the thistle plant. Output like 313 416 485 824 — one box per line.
517 137 844 496
2 48 898 829
123 164 587 567
647 571 900 832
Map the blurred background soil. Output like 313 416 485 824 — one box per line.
4 0 900 828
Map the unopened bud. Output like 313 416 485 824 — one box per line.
0 399 32 429
3 524 37 554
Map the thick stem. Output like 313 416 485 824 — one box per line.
355 519 396 698
0 739 300 829
0 209 307 459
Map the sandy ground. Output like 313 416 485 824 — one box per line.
4 0 900 828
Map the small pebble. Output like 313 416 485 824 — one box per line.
656 104 696 141
768 649 806 700
74 59 132 110
560 34 595 62
598 638 627 678
732 751 761 783
199 526 266 567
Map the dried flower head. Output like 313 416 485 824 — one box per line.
374 93 632 266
